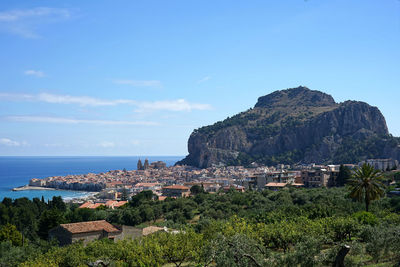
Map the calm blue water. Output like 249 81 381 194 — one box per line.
0 156 182 201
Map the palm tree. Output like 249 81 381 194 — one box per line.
347 163 386 212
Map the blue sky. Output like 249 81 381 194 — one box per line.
0 0 399 156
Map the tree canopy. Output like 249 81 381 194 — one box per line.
348 163 386 211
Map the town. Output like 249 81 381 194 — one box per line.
26 158 399 207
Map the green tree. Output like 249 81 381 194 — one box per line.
66 207 96 222
130 190 154 207
140 205 155 222
33 197 47 214
348 163 386 212
121 188 129 201
260 220 302 252
0 241 43 267
0 223 23 246
121 208 141 225
48 196 66 212
190 184 205 195
326 216 359 242
204 233 266 267
157 229 203 267
0 203 10 225
12 206 38 242
38 209 65 239
337 164 352 186
352 211 379 226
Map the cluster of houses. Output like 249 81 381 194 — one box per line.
46 158 399 247
29 158 399 205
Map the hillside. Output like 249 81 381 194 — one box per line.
177 86 400 168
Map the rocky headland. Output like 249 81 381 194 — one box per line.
177 86 400 168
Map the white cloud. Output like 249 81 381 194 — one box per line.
198 76 211 83
113 79 162 87
134 99 212 112
0 92 135 107
0 138 27 146
37 93 136 106
24 70 45 77
0 92 212 112
0 92 34 101
0 7 72 38
5 116 158 126
0 7 70 22
99 141 115 148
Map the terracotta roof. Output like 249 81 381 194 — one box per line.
108 181 124 185
135 182 160 187
163 185 189 190
184 182 216 186
60 220 120 234
90 203 105 209
291 183 304 186
158 196 167 201
223 185 245 190
79 202 92 208
113 201 127 207
265 182 287 187
105 200 117 207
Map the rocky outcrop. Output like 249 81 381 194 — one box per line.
177 86 400 168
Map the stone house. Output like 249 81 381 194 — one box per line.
162 185 190 197
49 220 166 246
49 220 121 246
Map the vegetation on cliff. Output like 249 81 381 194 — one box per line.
178 86 400 168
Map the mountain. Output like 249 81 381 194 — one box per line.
177 86 400 168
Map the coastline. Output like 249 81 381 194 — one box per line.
12 185 56 191
8 185 96 203
1 156 181 201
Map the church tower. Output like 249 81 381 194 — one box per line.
144 159 149 170
137 159 143 170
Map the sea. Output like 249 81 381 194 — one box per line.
0 156 183 202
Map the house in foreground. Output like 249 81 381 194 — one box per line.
49 220 121 246
49 220 166 246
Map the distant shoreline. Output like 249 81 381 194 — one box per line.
0 156 181 200
12 185 56 191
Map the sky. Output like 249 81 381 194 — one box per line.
0 0 399 156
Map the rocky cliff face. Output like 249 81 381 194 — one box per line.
177 86 400 168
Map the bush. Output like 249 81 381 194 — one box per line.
362 225 400 262
352 211 379 226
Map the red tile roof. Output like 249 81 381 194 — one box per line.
291 183 304 186
135 182 160 187
113 201 127 207
158 196 167 201
105 200 117 207
265 182 287 187
163 185 189 190
60 220 120 234
79 202 92 208
90 203 104 209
